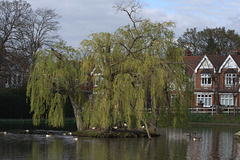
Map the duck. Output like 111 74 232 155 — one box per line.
68 132 72 136
3 131 7 135
25 130 30 133
193 136 201 141
63 133 67 136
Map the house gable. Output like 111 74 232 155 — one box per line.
194 55 214 73
219 55 240 73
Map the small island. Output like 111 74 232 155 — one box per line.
74 129 160 138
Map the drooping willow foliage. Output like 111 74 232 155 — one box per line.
27 7 193 133
81 19 193 131
26 42 92 130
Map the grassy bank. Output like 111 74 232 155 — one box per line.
189 114 240 125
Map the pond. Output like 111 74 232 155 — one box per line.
1 121 240 160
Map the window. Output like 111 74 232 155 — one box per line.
201 74 212 86
197 94 212 107
94 76 103 87
225 73 236 86
221 94 235 106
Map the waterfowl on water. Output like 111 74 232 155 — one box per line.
25 130 30 133
3 131 7 135
46 134 53 138
193 136 201 141
186 132 197 137
68 132 72 136
63 133 67 136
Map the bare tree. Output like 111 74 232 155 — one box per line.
0 0 61 68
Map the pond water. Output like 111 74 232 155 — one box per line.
1 122 240 160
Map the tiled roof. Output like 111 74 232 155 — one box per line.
184 56 203 75
206 55 225 71
231 54 240 67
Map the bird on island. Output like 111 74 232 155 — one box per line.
112 126 118 130
73 137 78 141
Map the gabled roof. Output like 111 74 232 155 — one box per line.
184 56 203 75
219 54 240 73
184 54 225 75
90 65 102 76
231 54 240 67
207 55 225 71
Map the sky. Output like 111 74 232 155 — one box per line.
27 0 240 48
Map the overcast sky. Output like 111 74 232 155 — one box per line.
27 0 240 48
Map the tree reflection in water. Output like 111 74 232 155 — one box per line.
0 126 240 159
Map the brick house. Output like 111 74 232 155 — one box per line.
185 51 240 108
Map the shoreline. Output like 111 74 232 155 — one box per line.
189 122 240 127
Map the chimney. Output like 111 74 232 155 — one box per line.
233 49 240 55
187 50 192 56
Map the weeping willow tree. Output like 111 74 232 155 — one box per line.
27 0 193 136
26 42 93 131
80 1 193 138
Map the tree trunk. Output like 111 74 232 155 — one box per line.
143 121 152 140
70 96 83 131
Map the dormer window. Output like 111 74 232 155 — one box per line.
201 70 212 86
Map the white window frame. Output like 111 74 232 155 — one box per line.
197 94 212 107
94 74 103 87
221 94 236 106
225 73 236 87
201 73 212 86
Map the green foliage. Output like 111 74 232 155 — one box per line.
178 27 240 56
27 42 89 128
80 18 192 131
27 3 193 132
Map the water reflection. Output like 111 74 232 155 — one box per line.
0 126 240 160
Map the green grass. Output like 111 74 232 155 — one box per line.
189 114 240 124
